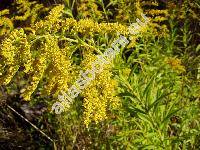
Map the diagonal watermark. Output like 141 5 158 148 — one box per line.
52 13 150 114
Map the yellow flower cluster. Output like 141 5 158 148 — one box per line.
135 0 144 18
36 4 130 36
0 29 32 85
34 5 150 42
21 54 46 100
77 0 102 20
15 0 47 25
141 0 170 37
15 0 33 21
60 18 129 36
80 53 120 127
0 0 48 36
166 57 186 73
141 1 159 7
0 9 13 36
0 25 73 101
20 34 72 101
115 0 144 23
34 5 64 33
115 0 132 22
147 10 169 16
42 35 72 96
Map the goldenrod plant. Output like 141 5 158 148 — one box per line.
0 9 14 36
14 0 49 25
0 0 199 149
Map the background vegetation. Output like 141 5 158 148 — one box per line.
0 0 199 149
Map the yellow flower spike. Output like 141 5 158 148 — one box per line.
34 5 64 33
0 28 33 86
81 53 120 127
0 65 20 85
59 17 129 37
14 0 48 25
77 0 102 19
35 35 72 97
21 54 47 101
1 39 15 65
0 9 9 16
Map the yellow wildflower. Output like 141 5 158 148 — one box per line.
166 57 186 73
